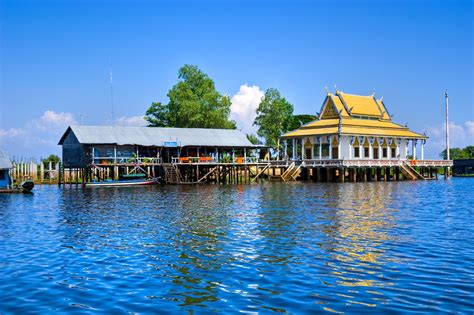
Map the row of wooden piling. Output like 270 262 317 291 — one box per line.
9 161 450 186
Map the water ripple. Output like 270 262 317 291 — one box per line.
1 179 473 313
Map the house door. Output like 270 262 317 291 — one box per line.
332 147 339 159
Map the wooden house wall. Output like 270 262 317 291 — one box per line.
62 131 86 168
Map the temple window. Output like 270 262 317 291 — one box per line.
373 148 379 159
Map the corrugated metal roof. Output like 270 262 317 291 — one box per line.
0 149 13 169
59 126 258 147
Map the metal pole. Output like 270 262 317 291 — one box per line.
445 90 450 160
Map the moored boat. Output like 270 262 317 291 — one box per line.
85 178 160 187
0 149 34 193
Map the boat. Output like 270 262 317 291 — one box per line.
20 180 35 192
85 177 160 187
0 149 34 193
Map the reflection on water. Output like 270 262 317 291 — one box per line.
1 179 473 313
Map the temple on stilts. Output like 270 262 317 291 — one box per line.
280 89 453 182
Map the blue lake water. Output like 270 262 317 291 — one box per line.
1 179 473 313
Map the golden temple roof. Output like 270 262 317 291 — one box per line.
282 90 426 139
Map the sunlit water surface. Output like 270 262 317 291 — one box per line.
1 179 473 313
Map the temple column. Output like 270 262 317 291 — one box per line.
412 140 417 160
338 138 341 160
301 138 305 159
319 141 322 160
421 140 425 160
292 138 296 160
329 137 333 159
396 140 400 158
369 139 373 159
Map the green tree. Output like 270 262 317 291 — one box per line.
145 65 236 129
246 133 261 145
463 146 474 158
439 148 470 160
288 114 317 131
253 88 294 148
42 154 60 164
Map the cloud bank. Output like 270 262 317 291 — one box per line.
0 111 146 160
230 84 264 134
425 120 474 158
115 115 147 127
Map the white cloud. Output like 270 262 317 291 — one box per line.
230 84 264 134
0 110 76 160
40 110 76 126
115 115 147 127
425 120 474 158
0 111 150 160
466 121 474 138
0 128 23 138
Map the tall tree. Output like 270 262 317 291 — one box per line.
42 154 60 164
440 147 473 159
145 65 236 129
253 88 294 148
246 133 261 145
288 114 317 131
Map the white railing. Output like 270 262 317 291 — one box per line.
297 159 453 168
413 160 453 167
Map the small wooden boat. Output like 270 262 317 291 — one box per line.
0 180 35 194
20 180 34 192
85 178 159 187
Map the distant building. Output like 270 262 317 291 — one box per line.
0 149 13 189
58 126 260 168
281 89 427 161
453 159 474 176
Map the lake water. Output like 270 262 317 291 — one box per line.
1 179 473 314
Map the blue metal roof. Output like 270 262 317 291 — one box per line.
59 126 260 148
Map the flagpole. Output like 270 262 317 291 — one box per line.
445 90 449 160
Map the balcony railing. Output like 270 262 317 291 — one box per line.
171 156 262 164
91 157 162 165
299 159 453 168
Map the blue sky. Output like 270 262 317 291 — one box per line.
0 0 472 159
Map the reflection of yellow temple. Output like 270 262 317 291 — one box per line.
323 184 399 291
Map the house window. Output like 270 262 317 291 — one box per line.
354 147 360 158
382 148 387 158
391 148 396 158
364 147 370 158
